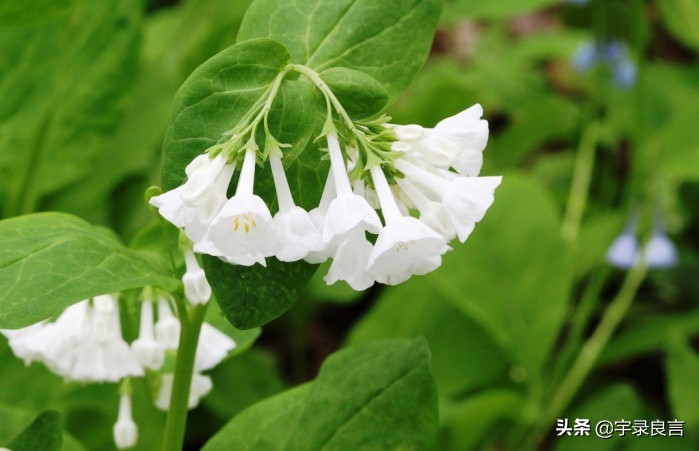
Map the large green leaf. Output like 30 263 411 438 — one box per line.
203 339 438 450
160 38 326 329
238 0 443 99
0 213 178 328
431 174 572 392
347 280 508 398
0 0 142 217
666 335 699 429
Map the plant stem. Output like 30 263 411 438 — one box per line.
530 261 647 446
161 301 208 451
562 121 600 242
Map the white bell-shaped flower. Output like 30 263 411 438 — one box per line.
180 154 227 207
269 154 323 262
150 156 235 243
396 159 501 242
324 230 376 291
155 298 180 350
198 149 276 266
322 133 381 243
113 393 138 450
130 300 165 371
68 295 144 383
0 321 51 366
305 173 337 264
183 250 212 305
397 178 457 241
366 166 448 285
154 373 213 411
433 104 489 176
194 323 236 372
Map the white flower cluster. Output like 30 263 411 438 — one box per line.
1 253 234 450
151 104 501 290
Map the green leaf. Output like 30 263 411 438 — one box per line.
666 335 699 429
431 174 572 391
0 0 142 216
437 390 525 451
9 410 62 451
347 280 508 398
161 38 326 329
319 68 389 119
203 339 439 450
0 405 85 451
0 213 178 328
204 257 318 330
238 0 443 99
658 0 699 52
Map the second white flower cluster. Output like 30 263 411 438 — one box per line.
151 105 502 290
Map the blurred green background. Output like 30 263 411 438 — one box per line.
1 0 698 449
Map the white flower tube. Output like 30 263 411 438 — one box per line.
130 300 165 371
155 298 180 350
324 230 376 290
113 393 138 450
397 178 457 241
305 172 337 264
150 157 235 243
194 323 236 372
269 154 323 262
322 133 382 243
183 250 212 305
198 149 276 266
396 159 501 242
366 166 448 285
154 373 213 411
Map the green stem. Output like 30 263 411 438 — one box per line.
291 64 356 133
550 267 610 387
161 301 208 451
562 121 600 242
530 261 647 446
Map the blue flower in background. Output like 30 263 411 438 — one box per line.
571 39 637 88
645 214 679 269
606 213 640 269
606 210 679 270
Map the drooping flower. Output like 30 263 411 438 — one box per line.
131 300 165 371
396 159 501 242
150 155 235 243
322 133 382 244
196 149 276 266
571 39 637 89
155 297 180 350
154 373 213 411
324 229 376 290
269 154 323 261
194 323 236 372
182 250 212 305
366 166 448 285
113 393 138 450
68 295 144 383
645 214 678 269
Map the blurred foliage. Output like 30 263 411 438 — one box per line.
0 0 698 449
